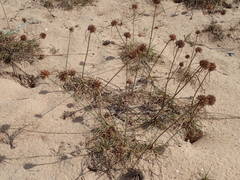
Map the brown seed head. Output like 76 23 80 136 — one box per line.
185 54 190 59
22 18 27 23
111 20 118 26
58 71 68 82
128 50 137 59
169 34 176 41
124 32 131 39
208 62 216 72
69 27 74 32
20 35 27 41
195 30 201 35
38 54 45 60
126 79 133 84
175 40 185 48
40 32 47 39
206 95 216 106
87 25 96 33
197 95 207 107
195 47 202 53
152 0 160 4
137 43 147 52
179 62 184 67
132 4 138 9
199 60 209 70
92 80 101 89
40 70 50 79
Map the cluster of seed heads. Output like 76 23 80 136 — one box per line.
199 60 216 71
197 94 216 106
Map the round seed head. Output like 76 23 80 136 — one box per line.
199 60 209 70
195 30 201 35
111 20 118 26
175 40 185 48
152 0 160 4
87 25 96 33
195 47 202 53
38 54 45 60
69 27 74 32
132 4 138 9
197 95 207 106
208 62 216 72
58 71 68 81
124 32 131 39
20 35 27 41
185 54 190 59
39 32 47 39
22 18 27 23
169 34 176 41
126 79 133 84
92 80 101 89
128 50 137 59
40 70 50 79
179 62 184 67
206 95 216 106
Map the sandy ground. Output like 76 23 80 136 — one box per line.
1 0 240 179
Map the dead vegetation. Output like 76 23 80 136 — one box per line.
40 0 95 10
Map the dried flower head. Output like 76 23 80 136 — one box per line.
124 32 131 39
175 40 185 48
92 80 101 89
206 95 216 105
0 124 10 133
20 35 27 41
169 34 176 41
197 95 207 107
208 62 216 72
87 25 96 33
69 27 74 32
58 71 68 81
137 43 147 52
132 4 138 9
126 79 133 84
111 20 118 26
195 30 201 35
195 47 202 53
152 0 160 4
185 54 190 59
22 18 27 23
221 9 226 15
179 62 184 67
128 50 137 59
199 60 209 70
39 33 47 39
40 70 50 79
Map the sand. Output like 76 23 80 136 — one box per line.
0 0 240 179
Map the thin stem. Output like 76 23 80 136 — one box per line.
148 40 171 78
132 9 136 42
65 31 72 70
115 26 125 45
82 33 91 78
0 0 10 30
147 4 157 55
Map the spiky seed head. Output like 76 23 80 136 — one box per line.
87 25 96 33
69 27 74 32
58 71 68 81
128 50 137 59
208 62 216 72
39 33 47 39
20 35 27 41
169 34 176 41
124 32 131 39
179 62 184 67
132 4 138 9
185 54 190 59
206 95 216 106
175 40 185 48
199 60 209 70
152 0 160 4
40 70 50 79
38 54 45 60
195 47 202 53
92 80 101 89
111 20 118 26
